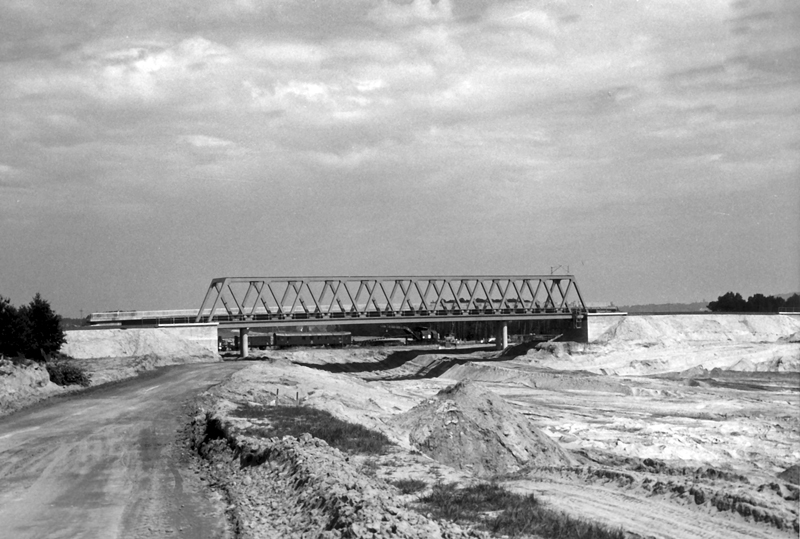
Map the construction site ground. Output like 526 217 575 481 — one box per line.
0 314 798 538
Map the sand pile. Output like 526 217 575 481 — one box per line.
392 381 574 476
779 331 800 343
518 314 800 375
213 359 418 445
596 315 800 345
523 341 800 376
63 328 217 360
729 355 800 372
441 362 525 383
778 465 800 485
60 328 220 386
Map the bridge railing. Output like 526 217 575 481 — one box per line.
88 309 198 324
194 276 586 324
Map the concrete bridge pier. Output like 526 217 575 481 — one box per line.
240 327 249 358
495 321 508 350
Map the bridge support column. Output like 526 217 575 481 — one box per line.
240 328 249 358
495 322 508 350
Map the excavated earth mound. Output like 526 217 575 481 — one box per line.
62 328 217 359
778 465 800 485
780 330 800 343
595 314 800 345
0 359 66 416
60 329 220 386
518 314 800 375
191 406 484 538
393 380 575 477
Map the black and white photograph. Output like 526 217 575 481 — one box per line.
1 1 798 538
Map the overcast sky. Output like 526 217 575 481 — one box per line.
1 0 798 316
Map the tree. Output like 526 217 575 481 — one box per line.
708 291 799 313
0 295 27 357
707 292 748 312
17 293 66 360
785 294 800 312
746 293 782 312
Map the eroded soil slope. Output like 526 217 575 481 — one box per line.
1 327 222 416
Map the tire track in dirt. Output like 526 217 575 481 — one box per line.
0 362 250 539
506 479 790 539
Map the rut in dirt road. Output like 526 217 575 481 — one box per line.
0 362 252 539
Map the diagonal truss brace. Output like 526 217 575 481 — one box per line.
195 275 587 324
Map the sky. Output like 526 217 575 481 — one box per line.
1 0 798 317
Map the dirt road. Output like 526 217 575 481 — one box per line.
0 362 251 539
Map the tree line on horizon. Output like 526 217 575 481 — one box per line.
707 292 800 313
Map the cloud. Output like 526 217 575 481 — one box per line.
368 0 454 27
239 41 325 65
1 0 798 312
182 135 236 148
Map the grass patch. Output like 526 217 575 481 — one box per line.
419 482 625 539
391 478 428 495
233 403 393 455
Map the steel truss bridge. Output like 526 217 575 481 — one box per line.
193 275 587 328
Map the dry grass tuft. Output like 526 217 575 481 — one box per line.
390 478 427 495
420 482 625 539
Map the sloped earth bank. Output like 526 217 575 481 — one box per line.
202 315 799 538
62 328 218 361
64 328 219 386
190 401 484 538
0 328 221 417
0 359 68 416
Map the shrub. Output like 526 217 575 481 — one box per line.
46 361 91 387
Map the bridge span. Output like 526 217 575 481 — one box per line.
90 275 587 355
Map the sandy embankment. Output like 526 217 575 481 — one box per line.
0 360 67 416
1 327 220 416
522 314 800 376
62 327 219 385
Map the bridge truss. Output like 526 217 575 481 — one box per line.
194 275 587 328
